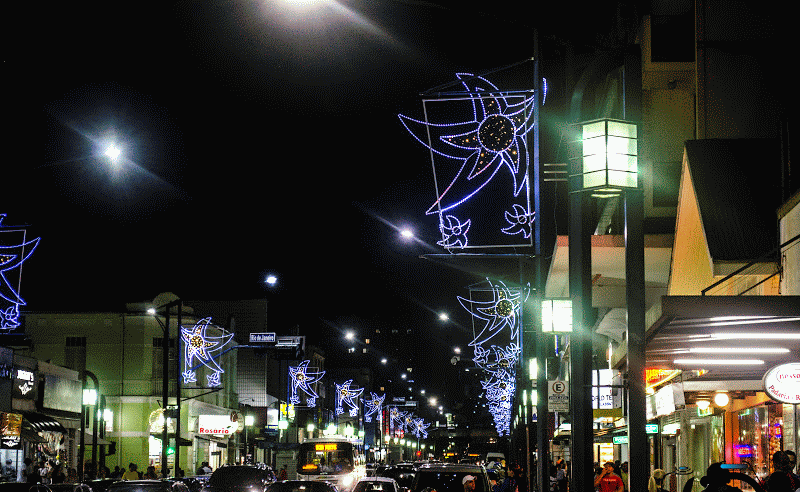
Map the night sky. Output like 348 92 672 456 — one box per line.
9 0 630 409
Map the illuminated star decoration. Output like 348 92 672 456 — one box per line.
411 418 430 439
501 204 535 238
399 74 545 249
437 215 471 248
459 279 526 347
335 380 364 417
289 360 326 408
389 407 408 434
460 278 529 436
0 214 41 331
362 392 385 423
180 317 234 387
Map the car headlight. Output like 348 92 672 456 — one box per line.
342 474 355 487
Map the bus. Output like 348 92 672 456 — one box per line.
296 437 365 492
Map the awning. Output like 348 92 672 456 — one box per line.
645 295 800 398
21 426 46 443
23 412 67 434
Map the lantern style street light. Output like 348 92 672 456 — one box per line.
571 118 638 197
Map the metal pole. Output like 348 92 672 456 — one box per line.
175 303 182 477
569 186 594 490
162 309 169 478
625 188 647 492
79 380 86 481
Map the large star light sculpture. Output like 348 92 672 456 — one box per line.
0 214 40 331
389 407 408 434
460 278 529 436
363 392 385 423
399 74 541 249
181 317 234 387
411 418 430 439
459 279 528 347
289 360 326 407
335 380 364 417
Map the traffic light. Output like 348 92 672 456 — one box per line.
167 446 175 455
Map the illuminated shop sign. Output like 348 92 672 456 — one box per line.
763 362 800 404
1 412 22 450
13 367 37 399
198 414 237 435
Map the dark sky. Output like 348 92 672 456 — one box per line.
9 0 628 411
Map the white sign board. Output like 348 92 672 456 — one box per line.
548 380 569 412
198 414 237 435
763 362 800 404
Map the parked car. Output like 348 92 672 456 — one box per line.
202 466 275 492
106 479 190 492
410 464 490 492
352 477 400 492
375 464 414 490
266 481 338 492
0 481 119 492
364 465 377 478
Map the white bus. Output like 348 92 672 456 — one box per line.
296 437 365 492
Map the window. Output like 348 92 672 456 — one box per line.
65 337 87 372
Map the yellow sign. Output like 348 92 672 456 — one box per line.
315 443 338 451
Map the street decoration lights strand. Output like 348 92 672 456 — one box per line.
335 380 364 417
362 392 385 423
399 73 545 249
180 317 234 387
459 278 529 436
0 214 40 331
289 360 326 407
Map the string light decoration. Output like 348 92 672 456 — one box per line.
389 407 408 435
0 214 41 332
335 380 364 417
288 360 326 408
398 74 545 249
460 278 528 436
362 392 385 423
411 417 430 439
180 317 234 387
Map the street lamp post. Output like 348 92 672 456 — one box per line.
79 371 100 480
569 117 642 491
152 299 182 478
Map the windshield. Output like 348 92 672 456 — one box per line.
209 467 267 487
267 483 334 492
413 472 487 492
353 482 396 492
298 441 354 476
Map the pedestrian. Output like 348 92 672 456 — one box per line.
648 469 667 492
2 459 16 482
50 463 66 484
462 475 477 492
39 461 50 484
24 458 38 483
122 463 140 480
144 465 158 479
594 462 624 492
555 461 567 492
766 450 800 491
786 451 800 485
496 466 517 492
110 466 122 478
619 462 628 491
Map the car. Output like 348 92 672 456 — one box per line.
202 466 275 492
375 464 414 490
265 481 338 492
409 464 490 492
106 479 190 492
364 465 377 478
351 477 400 492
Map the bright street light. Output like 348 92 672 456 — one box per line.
104 144 121 161
345 331 355 340
438 312 449 322
266 275 278 285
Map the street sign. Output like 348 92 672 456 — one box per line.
613 435 629 444
547 380 569 412
250 333 276 343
